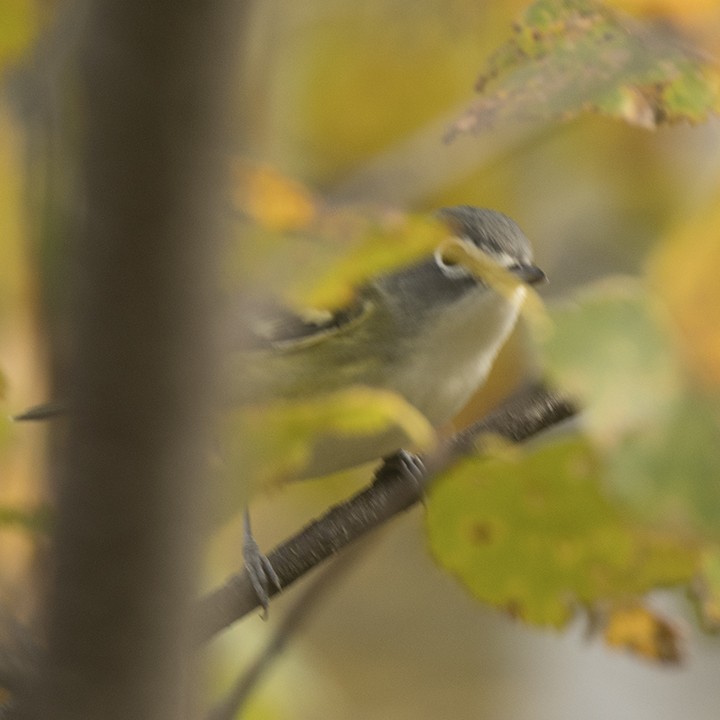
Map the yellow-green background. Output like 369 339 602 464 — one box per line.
2 1 720 718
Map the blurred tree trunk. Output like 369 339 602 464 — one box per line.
21 1 248 718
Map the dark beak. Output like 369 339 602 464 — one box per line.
510 263 547 286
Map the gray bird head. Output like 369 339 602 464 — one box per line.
435 206 545 284
372 206 545 323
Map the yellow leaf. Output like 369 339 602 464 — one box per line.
222 385 436 494
233 161 317 232
290 211 449 311
693 548 720 630
0 0 38 68
649 197 720 390
227 191 452 314
603 605 684 663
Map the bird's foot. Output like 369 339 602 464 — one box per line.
373 449 426 501
243 510 282 618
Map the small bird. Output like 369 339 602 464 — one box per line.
16 205 546 610
224 205 546 480
230 204 546 608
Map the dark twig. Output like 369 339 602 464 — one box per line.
195 382 576 643
206 541 371 720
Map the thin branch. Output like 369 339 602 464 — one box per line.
195 382 576 643
206 541 372 720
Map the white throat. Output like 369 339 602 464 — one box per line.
390 285 527 426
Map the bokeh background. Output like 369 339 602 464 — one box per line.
2 0 720 718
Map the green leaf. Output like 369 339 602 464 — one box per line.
425 437 699 627
608 392 720 538
543 279 720 540
0 504 50 532
543 278 682 445
447 0 720 140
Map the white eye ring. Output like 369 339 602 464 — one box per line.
434 247 471 279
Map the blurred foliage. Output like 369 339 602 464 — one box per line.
602 604 683 663
221 386 435 497
543 279 681 447
0 505 49 532
234 161 318 233
230 168 451 310
426 438 698 628
695 548 720 630
0 0 38 71
268 0 530 185
428 273 720 654
3 0 720 715
0 89 48 621
448 0 720 140
650 191 720 390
